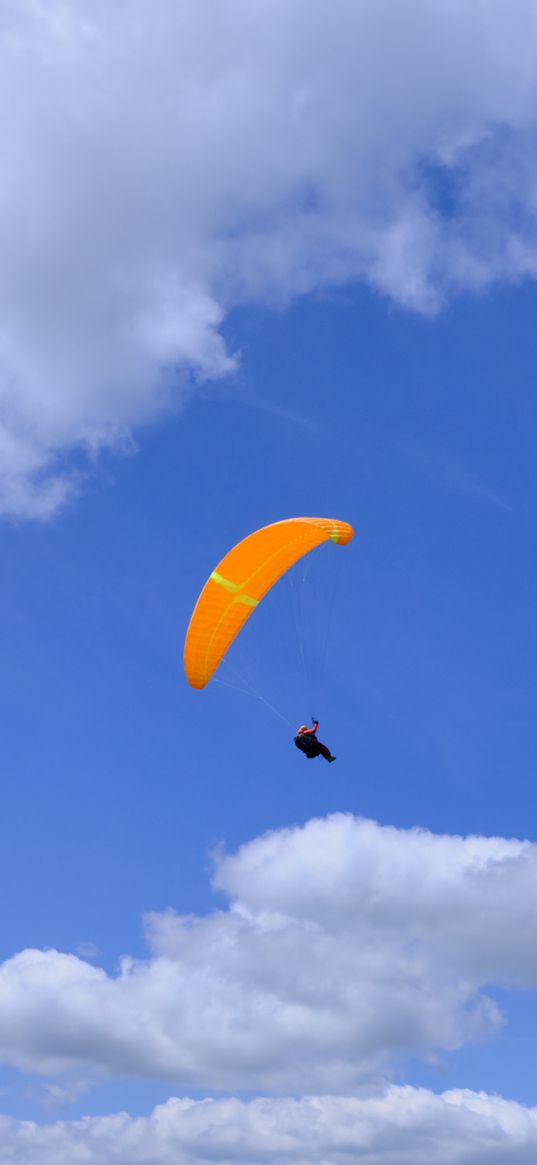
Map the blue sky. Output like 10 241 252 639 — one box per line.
4 282 537 1112
4 3 537 1162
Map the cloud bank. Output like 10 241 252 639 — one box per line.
1 815 536 1091
2 1088 537 1165
3 0 537 515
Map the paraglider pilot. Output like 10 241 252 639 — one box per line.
294 719 336 762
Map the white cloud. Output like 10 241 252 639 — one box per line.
0 816 536 1091
74 941 99 961
2 1087 537 1165
3 0 537 515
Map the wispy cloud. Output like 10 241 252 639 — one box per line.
383 429 512 510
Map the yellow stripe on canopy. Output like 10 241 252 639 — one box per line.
184 517 354 690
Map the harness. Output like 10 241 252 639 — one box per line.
294 733 320 758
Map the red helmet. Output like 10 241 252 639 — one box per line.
297 725 309 733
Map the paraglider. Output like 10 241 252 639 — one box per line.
184 516 353 759
184 516 354 689
294 718 336 762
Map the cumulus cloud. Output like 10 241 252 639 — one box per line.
0 816 536 1091
3 0 537 515
2 1087 537 1165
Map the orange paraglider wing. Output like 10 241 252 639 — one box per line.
184 517 354 689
